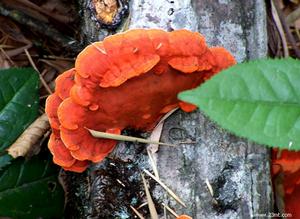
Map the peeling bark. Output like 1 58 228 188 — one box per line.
65 0 272 218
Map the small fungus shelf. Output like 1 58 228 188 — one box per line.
272 149 300 218
45 29 236 172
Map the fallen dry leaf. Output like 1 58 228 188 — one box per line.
8 113 50 158
148 108 178 154
146 108 178 179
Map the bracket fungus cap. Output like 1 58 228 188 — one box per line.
45 29 236 172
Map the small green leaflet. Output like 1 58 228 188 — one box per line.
178 58 300 150
0 154 12 171
0 68 39 170
0 154 64 219
0 68 39 151
0 68 64 218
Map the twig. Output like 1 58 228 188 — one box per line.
0 47 15 66
161 203 179 218
271 0 289 57
24 49 53 94
286 6 300 24
163 205 167 219
147 149 160 179
137 202 148 209
0 1 79 52
15 0 73 24
205 178 218 205
0 45 15 49
143 169 187 207
5 44 32 57
39 94 50 100
24 49 38 71
130 206 145 219
141 173 158 219
294 28 300 42
205 178 214 197
88 128 176 147
41 55 75 61
272 0 300 58
40 70 53 94
39 59 70 72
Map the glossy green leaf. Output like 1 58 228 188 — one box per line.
179 58 300 150
0 68 39 152
0 154 12 171
0 154 64 219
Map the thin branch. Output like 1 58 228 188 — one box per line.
286 6 300 24
161 203 179 218
0 1 80 52
271 0 289 57
15 0 73 24
0 48 16 66
141 174 158 219
24 49 53 94
143 169 187 207
272 0 300 58
5 44 32 57
88 128 176 147
130 206 145 219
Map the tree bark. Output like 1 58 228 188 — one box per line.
64 0 273 218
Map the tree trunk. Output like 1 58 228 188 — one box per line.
64 1 273 218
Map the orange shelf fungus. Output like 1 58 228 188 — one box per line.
45 29 236 172
176 215 192 219
272 149 300 217
46 69 90 172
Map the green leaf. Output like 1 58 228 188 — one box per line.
0 154 13 171
0 67 39 151
0 154 65 219
178 58 300 150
